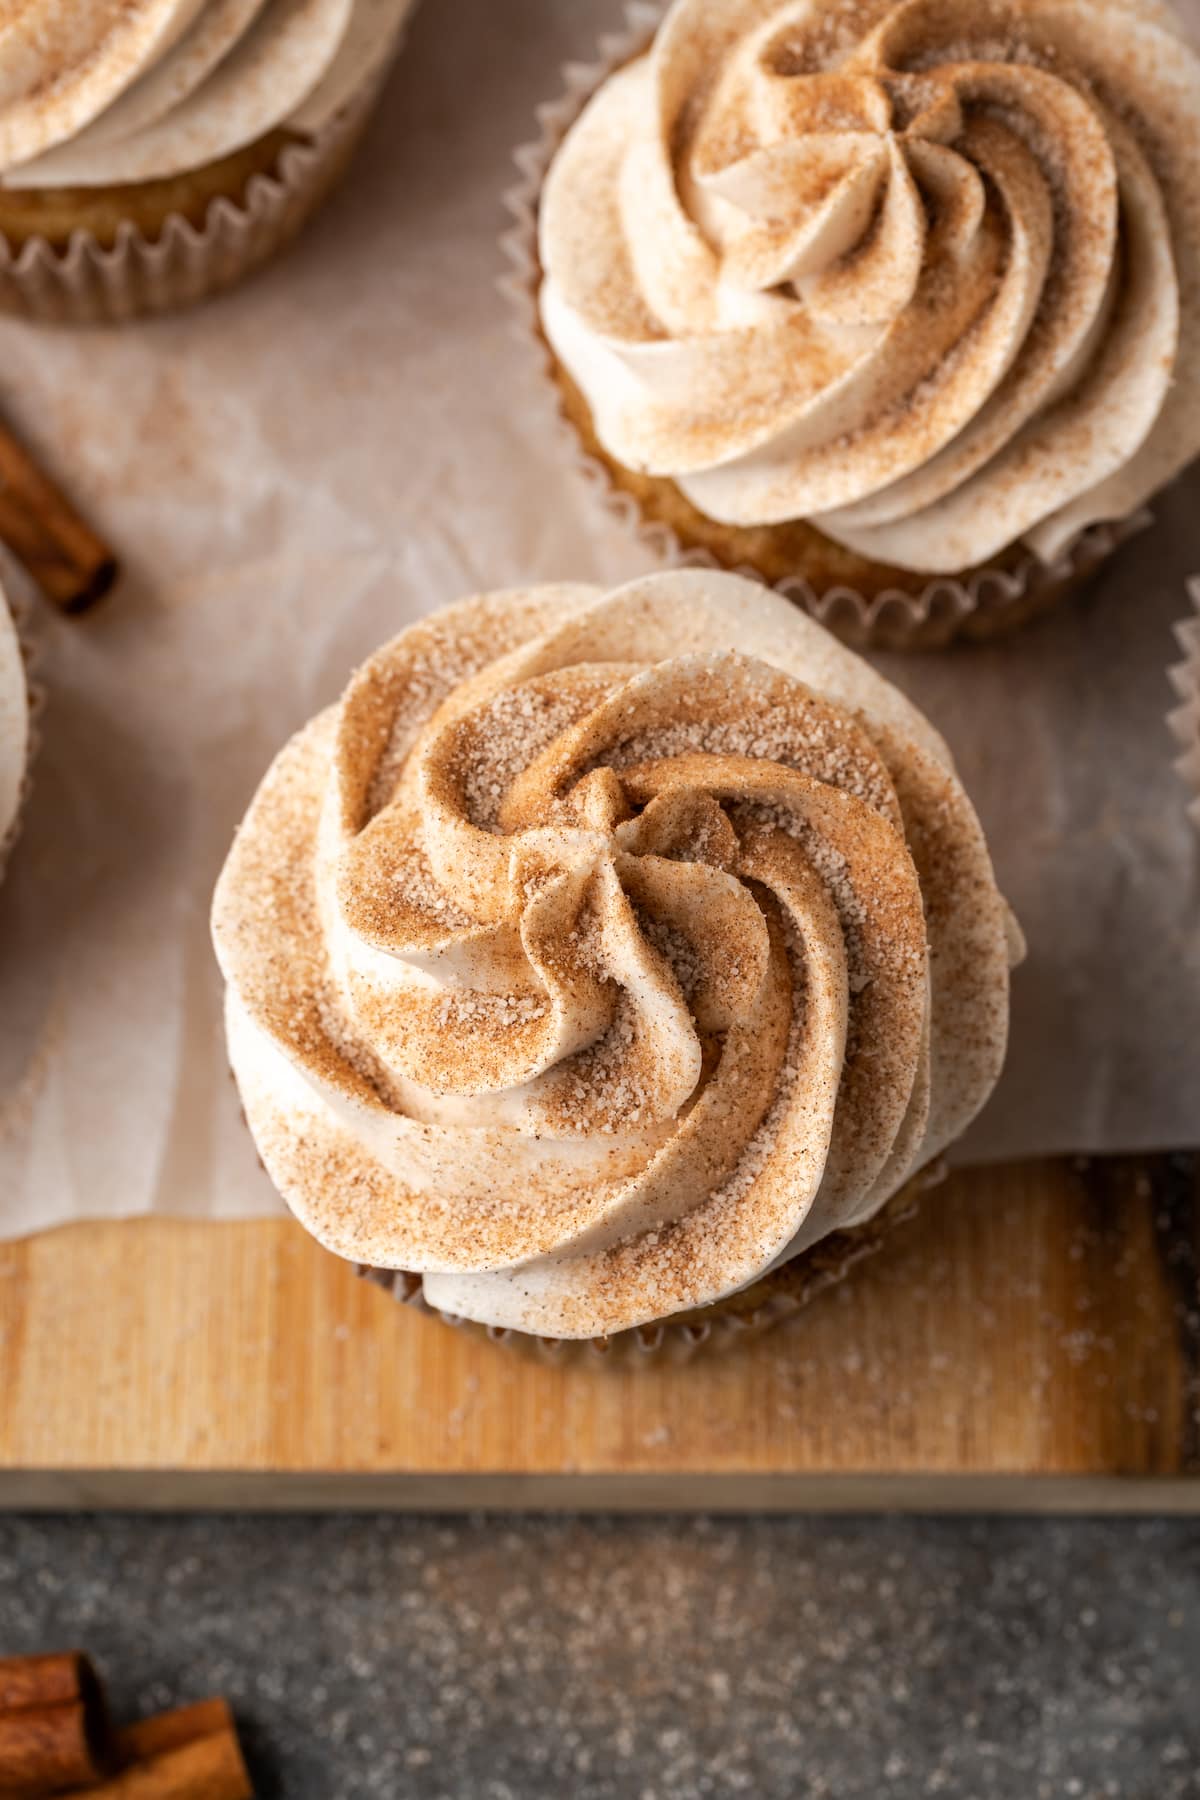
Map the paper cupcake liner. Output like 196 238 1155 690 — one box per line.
358 1165 940 1367
499 2 1149 651
0 581 45 885
1169 577 1200 827
0 56 395 325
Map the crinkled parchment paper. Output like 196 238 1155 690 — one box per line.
1 0 1197 1238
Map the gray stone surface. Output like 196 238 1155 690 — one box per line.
1 1515 1198 1798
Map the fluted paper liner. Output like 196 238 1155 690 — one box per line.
0 60 394 325
1169 578 1200 826
0 584 44 886
500 2 1149 652
358 1172 937 1365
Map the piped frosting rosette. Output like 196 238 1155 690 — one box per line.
538 0 1200 577
0 0 412 188
214 572 1021 1340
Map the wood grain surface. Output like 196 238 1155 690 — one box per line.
1 1155 1197 1510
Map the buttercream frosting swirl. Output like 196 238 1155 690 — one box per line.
0 584 29 861
0 0 413 189
213 571 1021 1338
539 0 1200 573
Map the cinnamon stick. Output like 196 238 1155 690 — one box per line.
114 1699 235 1764
0 1704 109 1794
57 1727 253 1799
0 417 117 613
0 1654 99 1716
0 1654 113 1793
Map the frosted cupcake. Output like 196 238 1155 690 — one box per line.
524 0 1200 648
0 581 33 881
212 570 1022 1354
0 0 418 323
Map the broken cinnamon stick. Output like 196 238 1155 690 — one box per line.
0 416 117 613
0 1653 114 1793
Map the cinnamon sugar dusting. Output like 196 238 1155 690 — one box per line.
212 572 1019 1338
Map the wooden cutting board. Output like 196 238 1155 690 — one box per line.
1 1154 1197 1509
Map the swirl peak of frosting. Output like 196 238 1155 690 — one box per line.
213 571 1021 1338
0 0 413 188
540 0 1200 573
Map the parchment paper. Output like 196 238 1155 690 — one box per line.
1 0 1197 1240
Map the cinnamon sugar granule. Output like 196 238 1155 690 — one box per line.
315 987 413 1114
355 641 487 823
451 677 612 830
347 611 547 826
359 840 473 933
701 929 809 1216
539 999 655 1135
735 799 872 993
638 910 704 1001
565 902 605 976
436 991 547 1029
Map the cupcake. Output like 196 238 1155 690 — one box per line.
0 580 33 880
0 0 418 323
212 569 1022 1354
522 0 1200 648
